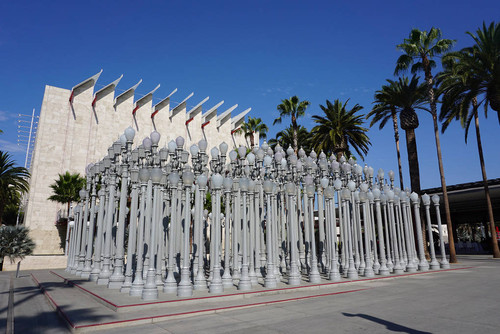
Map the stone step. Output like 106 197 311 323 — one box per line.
48 269 395 314
33 266 473 333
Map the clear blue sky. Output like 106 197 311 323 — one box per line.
0 0 499 189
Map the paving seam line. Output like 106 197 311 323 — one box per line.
6 274 14 334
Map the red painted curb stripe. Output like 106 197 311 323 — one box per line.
31 274 76 329
50 271 120 308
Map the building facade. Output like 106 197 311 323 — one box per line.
24 71 254 254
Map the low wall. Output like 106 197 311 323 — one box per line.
1 255 67 271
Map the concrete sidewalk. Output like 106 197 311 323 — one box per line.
2 255 499 333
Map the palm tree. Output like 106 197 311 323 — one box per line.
457 22 500 114
48 171 86 218
369 81 405 190
367 76 429 193
237 117 269 148
0 151 30 226
0 225 35 271
268 125 312 152
274 96 310 153
438 29 500 258
395 27 457 263
311 99 371 160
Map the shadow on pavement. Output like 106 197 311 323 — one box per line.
342 312 432 334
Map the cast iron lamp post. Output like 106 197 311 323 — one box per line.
238 176 252 291
178 170 195 297
209 173 224 293
432 194 450 269
421 194 440 270
142 167 163 300
109 127 136 288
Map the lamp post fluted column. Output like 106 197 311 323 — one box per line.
222 177 234 288
178 171 195 297
130 168 150 296
422 194 440 269
194 174 208 291
373 188 389 275
387 190 404 274
82 169 97 279
238 177 252 291
432 195 450 269
109 144 130 288
264 180 276 288
325 186 341 281
97 155 116 285
142 167 163 300
121 167 139 293
305 182 321 283
76 189 89 276
209 173 224 293
285 182 301 285
164 172 180 294
410 192 429 271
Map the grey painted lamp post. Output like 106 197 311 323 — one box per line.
410 192 429 271
305 178 321 283
76 188 88 276
285 181 301 285
372 187 389 275
178 170 195 297
387 189 404 274
164 171 180 294
121 156 140 293
109 128 136 288
222 176 234 288
325 185 341 281
209 173 224 293
263 180 277 288
359 188 374 278
432 194 450 269
142 167 163 300
194 174 208 291
238 177 252 291
421 193 440 270
129 166 150 296
82 164 97 279
97 153 116 285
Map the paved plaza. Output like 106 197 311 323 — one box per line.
0 255 499 333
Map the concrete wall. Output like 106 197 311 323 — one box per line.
24 75 252 254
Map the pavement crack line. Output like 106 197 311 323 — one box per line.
6 273 14 334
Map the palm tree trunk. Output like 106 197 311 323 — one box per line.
250 133 255 148
292 115 298 154
405 128 430 258
0 203 4 226
426 76 457 263
392 111 404 190
404 129 421 194
473 107 500 258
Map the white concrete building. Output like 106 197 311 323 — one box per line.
24 71 255 254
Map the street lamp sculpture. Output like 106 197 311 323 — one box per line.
66 127 451 301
